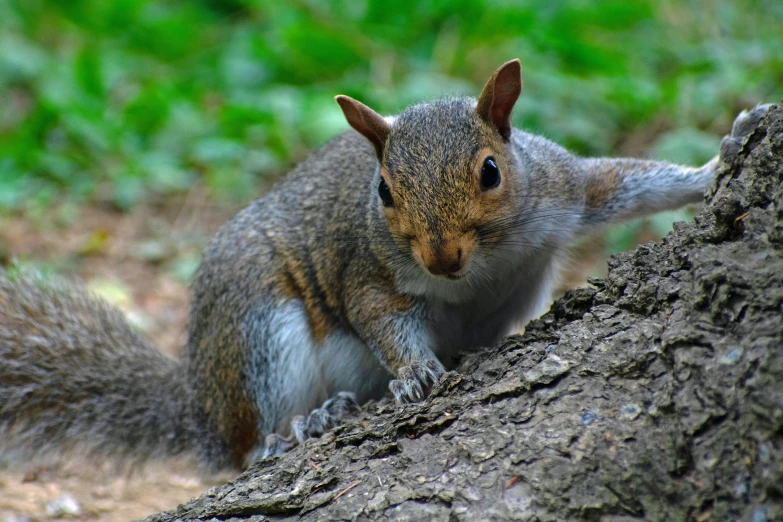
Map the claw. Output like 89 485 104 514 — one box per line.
323 391 359 419
291 414 308 443
260 433 297 459
731 104 772 139
411 359 444 387
389 376 424 403
389 358 446 403
720 103 773 163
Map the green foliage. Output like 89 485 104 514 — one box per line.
1 0 781 211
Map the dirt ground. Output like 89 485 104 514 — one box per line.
0 188 633 521
0 461 234 522
0 191 240 522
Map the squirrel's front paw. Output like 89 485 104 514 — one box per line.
389 359 445 403
720 104 773 163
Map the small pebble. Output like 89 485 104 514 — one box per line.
45 493 81 517
581 412 598 425
620 403 641 420
734 481 748 499
758 443 770 463
753 508 767 522
719 348 743 364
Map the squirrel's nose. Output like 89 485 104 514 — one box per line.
426 248 463 277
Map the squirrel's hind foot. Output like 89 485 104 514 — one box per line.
260 433 297 459
292 391 359 443
257 391 359 461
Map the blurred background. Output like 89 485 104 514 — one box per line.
3 0 782 211
0 1 782 519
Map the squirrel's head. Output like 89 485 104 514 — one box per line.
336 60 522 280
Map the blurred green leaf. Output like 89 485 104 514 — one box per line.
648 209 695 238
166 253 202 283
651 129 721 166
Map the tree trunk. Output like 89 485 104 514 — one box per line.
148 103 783 522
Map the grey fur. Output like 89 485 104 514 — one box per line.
0 275 232 468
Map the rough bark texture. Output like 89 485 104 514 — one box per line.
148 103 783 522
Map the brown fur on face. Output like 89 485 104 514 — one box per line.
380 100 518 278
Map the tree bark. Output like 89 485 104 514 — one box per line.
148 103 783 522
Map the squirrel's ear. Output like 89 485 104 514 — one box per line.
335 95 390 161
475 59 522 141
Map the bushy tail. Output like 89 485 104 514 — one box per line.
0 274 224 466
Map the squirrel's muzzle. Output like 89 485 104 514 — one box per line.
412 234 474 279
425 250 464 277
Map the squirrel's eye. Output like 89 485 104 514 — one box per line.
378 178 394 207
480 157 501 190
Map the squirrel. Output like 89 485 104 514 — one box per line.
0 59 771 471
